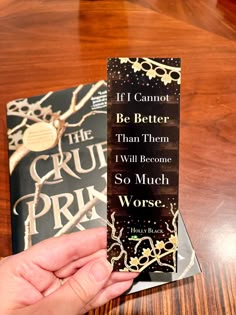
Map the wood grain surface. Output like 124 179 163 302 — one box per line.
0 1 235 314
133 0 236 40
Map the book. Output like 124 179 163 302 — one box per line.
6 80 200 289
7 80 108 253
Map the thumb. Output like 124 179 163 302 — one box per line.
31 257 112 315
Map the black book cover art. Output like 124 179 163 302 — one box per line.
7 80 107 253
107 58 180 273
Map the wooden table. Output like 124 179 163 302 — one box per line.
0 1 235 314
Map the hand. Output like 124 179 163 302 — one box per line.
0 228 138 315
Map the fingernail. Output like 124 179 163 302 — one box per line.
90 258 113 282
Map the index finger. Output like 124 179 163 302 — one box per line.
23 227 106 271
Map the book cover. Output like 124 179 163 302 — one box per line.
7 80 108 253
107 58 180 273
